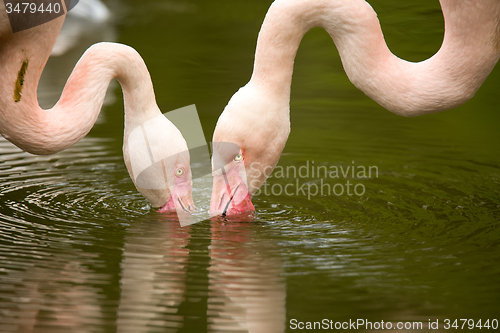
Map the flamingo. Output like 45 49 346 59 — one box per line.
210 0 500 216
0 6 194 212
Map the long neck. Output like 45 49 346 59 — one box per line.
249 0 500 116
0 17 159 155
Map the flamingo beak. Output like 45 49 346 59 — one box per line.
209 166 255 217
157 181 195 214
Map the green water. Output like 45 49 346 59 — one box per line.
1 0 499 332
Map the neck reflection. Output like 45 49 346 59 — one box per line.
117 216 286 333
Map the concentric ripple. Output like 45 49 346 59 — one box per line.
0 136 153 332
0 136 151 224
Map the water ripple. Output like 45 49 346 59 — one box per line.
0 136 151 225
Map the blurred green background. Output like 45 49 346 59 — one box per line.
0 0 499 332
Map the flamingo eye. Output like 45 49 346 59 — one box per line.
175 168 185 177
234 154 243 162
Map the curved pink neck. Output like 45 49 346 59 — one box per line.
250 0 500 116
0 17 158 154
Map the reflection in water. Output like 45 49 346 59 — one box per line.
0 136 144 332
208 220 286 333
0 252 105 332
0 0 499 331
117 218 190 332
117 217 286 332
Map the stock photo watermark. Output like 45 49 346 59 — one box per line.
252 160 379 200
289 318 499 330
126 104 379 225
4 0 79 33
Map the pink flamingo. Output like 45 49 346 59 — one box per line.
0 8 193 212
210 0 500 216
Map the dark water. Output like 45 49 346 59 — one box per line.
1 0 499 332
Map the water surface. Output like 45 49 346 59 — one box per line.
1 0 499 332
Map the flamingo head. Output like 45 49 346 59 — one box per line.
210 84 290 217
123 113 195 214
